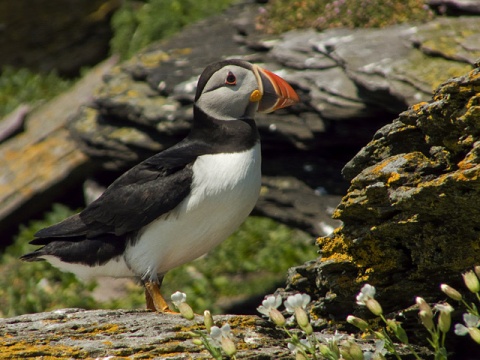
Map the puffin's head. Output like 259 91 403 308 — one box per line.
194 59 299 121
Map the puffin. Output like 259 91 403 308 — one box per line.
21 59 299 312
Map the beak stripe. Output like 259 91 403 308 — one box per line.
255 66 300 113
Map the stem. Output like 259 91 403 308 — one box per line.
461 299 478 315
405 343 423 360
282 326 296 339
380 329 402 360
306 334 318 360
440 330 447 349
195 331 222 360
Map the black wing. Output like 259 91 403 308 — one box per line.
33 140 214 242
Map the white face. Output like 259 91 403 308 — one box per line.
195 65 260 121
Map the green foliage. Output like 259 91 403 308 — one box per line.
0 67 73 118
0 204 97 317
110 0 234 59
258 0 435 34
1 204 317 317
162 216 317 314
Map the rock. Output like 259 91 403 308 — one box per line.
0 308 290 359
290 63 480 322
0 57 118 241
0 0 117 76
0 308 432 359
410 17 480 65
0 105 30 143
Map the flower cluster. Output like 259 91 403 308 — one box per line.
170 265 480 360
170 292 236 359
258 293 317 359
442 266 480 346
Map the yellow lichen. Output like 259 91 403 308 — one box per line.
0 340 87 359
386 172 401 186
411 101 428 112
317 234 353 262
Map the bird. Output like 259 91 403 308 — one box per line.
20 59 300 312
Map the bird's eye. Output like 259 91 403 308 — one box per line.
225 71 237 85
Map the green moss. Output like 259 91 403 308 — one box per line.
0 67 73 118
0 204 100 318
110 0 234 60
258 0 434 34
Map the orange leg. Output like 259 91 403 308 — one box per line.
144 280 170 312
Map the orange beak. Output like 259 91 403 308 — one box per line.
252 65 300 113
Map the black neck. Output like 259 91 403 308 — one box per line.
188 105 259 153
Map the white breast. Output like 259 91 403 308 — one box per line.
124 142 262 281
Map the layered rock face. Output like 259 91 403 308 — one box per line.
287 63 480 318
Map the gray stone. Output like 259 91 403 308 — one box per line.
0 308 290 359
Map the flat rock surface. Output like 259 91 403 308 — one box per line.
0 308 289 359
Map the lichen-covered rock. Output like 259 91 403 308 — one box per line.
0 308 291 359
294 63 480 319
0 308 433 359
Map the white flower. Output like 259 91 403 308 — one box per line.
210 323 236 356
210 323 232 346
284 293 311 313
287 339 309 354
364 339 387 359
257 295 282 317
455 323 469 336
258 295 286 326
464 313 480 328
170 291 194 320
455 313 480 336
356 284 382 315
171 291 187 306
284 294 311 329
435 303 454 333
434 303 454 314
356 284 376 306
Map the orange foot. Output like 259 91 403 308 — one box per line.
144 281 176 313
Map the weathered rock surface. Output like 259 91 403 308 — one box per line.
0 308 289 359
285 63 480 324
0 308 432 359
0 57 118 238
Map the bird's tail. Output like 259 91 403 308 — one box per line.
20 249 46 262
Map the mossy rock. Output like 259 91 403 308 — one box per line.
288 64 480 319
